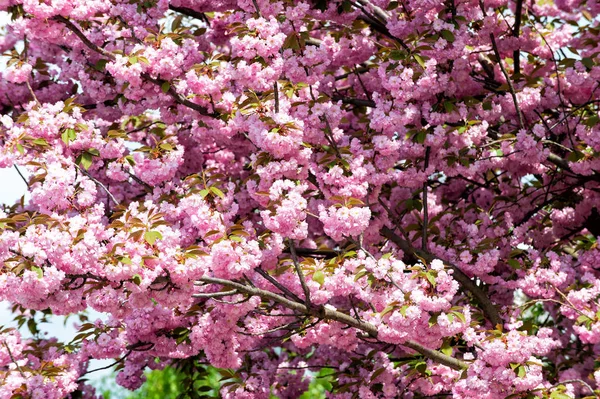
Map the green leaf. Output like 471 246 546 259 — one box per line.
125 155 135 166
78 152 93 169
516 365 526 378
172 14 184 31
370 367 386 382
31 266 43 279
94 59 108 71
229 235 243 242
550 388 572 399
161 81 170 93
440 341 453 356
452 311 466 323
585 115 600 127
443 101 456 113
581 57 594 70
313 270 325 286
386 1 399 10
389 50 406 60
144 230 163 245
132 274 142 285
507 259 521 269
159 143 174 151
129 56 138 64
119 256 132 265
440 30 455 43
16 143 24 154
210 187 225 199
428 313 439 327
61 128 77 145
32 138 49 146
413 54 426 68
425 271 436 287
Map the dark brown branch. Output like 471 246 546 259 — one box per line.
53 16 115 59
14 165 29 189
127 172 153 191
273 82 280 113
141 73 216 117
283 247 341 258
251 0 262 16
381 226 503 329
3 342 25 377
198 276 469 370
489 33 525 129
546 152 571 171
512 0 524 76
76 165 120 206
288 239 312 309
333 96 376 107
83 350 132 375
168 5 208 22
422 146 431 251
54 16 216 117
335 66 370 81
254 267 304 303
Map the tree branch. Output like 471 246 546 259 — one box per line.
254 267 304 304
282 247 341 258
168 5 208 22
198 276 469 370
512 0 524 76
288 239 312 309
54 16 216 117
489 33 525 129
3 342 25 377
193 289 238 298
422 146 431 251
333 96 376 107
381 226 503 329
76 165 120 206
14 165 29 189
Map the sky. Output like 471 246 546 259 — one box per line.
0 11 126 391
0 161 115 386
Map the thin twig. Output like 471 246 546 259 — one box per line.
489 33 525 129
84 350 132 375
240 321 300 336
251 0 262 17
551 379 595 394
53 16 115 59
381 226 503 329
54 16 216 117
288 239 312 309
76 165 120 206
422 146 431 251
25 81 40 107
3 342 25 377
128 172 153 191
13 165 29 188
254 267 304 303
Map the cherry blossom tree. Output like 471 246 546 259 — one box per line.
1 0 600 397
